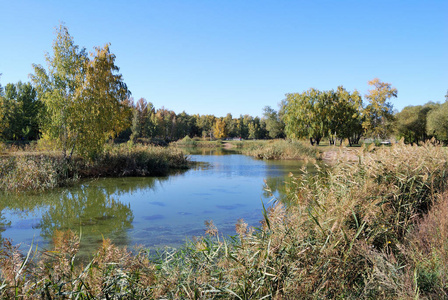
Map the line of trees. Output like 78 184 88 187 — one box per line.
395 94 448 145
1 24 447 161
282 79 398 146
128 103 282 142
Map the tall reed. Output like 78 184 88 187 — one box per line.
0 144 189 192
242 139 321 161
1 142 448 298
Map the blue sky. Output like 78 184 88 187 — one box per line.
0 0 446 117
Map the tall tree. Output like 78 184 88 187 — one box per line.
197 114 215 140
155 107 176 140
213 118 227 139
73 44 131 158
30 24 89 158
283 88 329 145
131 98 157 141
426 101 448 143
332 86 364 145
395 102 437 144
262 106 284 139
1 82 41 140
363 78 397 139
31 24 130 159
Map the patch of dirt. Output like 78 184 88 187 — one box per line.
222 142 234 149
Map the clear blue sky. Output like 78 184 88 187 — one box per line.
0 0 446 117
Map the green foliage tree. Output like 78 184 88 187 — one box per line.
262 106 284 139
427 101 448 143
30 24 89 158
175 111 196 140
155 107 176 141
363 78 397 139
283 88 329 145
248 121 261 139
395 102 438 144
131 98 157 141
283 86 364 146
196 114 215 140
31 25 130 159
332 86 363 145
224 113 237 138
1 82 41 140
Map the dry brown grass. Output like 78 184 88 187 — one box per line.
1 142 448 298
0 143 189 192
242 139 321 161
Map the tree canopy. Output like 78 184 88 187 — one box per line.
363 78 397 139
31 24 131 159
282 86 363 145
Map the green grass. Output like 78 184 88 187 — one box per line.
2 142 448 298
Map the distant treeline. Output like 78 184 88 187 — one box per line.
0 24 447 160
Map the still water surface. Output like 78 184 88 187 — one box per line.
0 149 309 255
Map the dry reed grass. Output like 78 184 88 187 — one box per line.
1 142 448 298
243 139 321 161
0 143 189 192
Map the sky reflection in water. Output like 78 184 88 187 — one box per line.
0 149 311 256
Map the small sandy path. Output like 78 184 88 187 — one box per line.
222 142 235 149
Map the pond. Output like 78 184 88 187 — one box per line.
0 149 312 257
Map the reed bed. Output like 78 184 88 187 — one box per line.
1 142 448 298
242 139 321 161
172 136 222 148
0 144 189 192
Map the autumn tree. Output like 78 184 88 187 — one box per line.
363 78 397 139
213 118 227 139
31 24 130 159
73 44 131 158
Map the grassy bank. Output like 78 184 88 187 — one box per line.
2 142 448 298
171 136 223 148
0 143 189 192
242 139 321 161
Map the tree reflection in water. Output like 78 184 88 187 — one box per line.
0 174 177 256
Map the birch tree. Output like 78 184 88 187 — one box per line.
31 25 131 159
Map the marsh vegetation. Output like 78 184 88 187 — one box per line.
1 143 448 298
